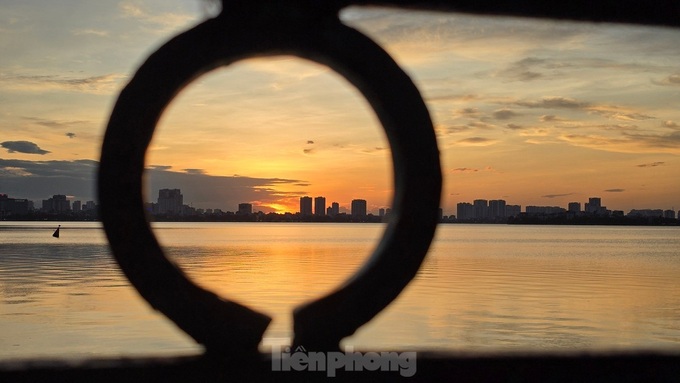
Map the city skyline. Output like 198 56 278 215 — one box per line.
1 2 679 214
3 188 677 220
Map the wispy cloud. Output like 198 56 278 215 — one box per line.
0 72 125 94
118 0 195 33
604 189 625 193
72 29 109 37
451 167 479 173
654 73 680 86
636 161 665 168
23 117 88 129
514 96 591 110
493 109 520 120
457 137 498 146
559 130 680 154
542 193 574 198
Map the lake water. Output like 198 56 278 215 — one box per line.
1 221 679 360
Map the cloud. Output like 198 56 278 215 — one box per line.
559 130 680 154
515 96 590 110
118 0 196 33
450 167 478 173
493 109 520 120
663 120 678 128
496 57 546 82
459 108 479 116
148 165 173 171
588 107 655 121
604 189 625 193
182 169 205 175
0 72 126 94
540 115 561 122
542 193 574 198
66 133 76 139
1 141 50 155
1 158 308 211
307 140 315 144
72 29 109 37
457 137 498 146
636 162 665 168
506 124 523 130
303 148 315 154
22 117 88 130
655 73 680 86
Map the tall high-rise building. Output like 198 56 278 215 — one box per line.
457 202 474 220
238 203 252 215
327 202 340 217
157 189 183 214
314 196 326 216
72 200 82 212
42 195 70 212
489 200 506 218
300 196 313 216
586 197 601 214
473 199 488 219
351 199 367 217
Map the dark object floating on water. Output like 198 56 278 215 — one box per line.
52 225 60 238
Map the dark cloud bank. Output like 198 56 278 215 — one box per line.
0 158 304 211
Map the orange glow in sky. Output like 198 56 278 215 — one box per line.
1 2 678 215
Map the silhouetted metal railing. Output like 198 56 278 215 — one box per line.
2 1 679 381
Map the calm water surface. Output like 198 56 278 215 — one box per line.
1 221 679 359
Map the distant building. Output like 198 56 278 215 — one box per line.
83 201 97 211
327 202 340 217
379 208 385 217
238 203 253 215
72 200 81 212
157 189 183 215
42 195 70 213
627 209 663 218
456 202 474 221
351 199 367 217
314 196 326 216
505 205 521 218
525 206 566 215
473 199 488 219
300 196 313 216
585 197 601 214
568 202 581 213
0 194 32 216
663 209 675 219
489 200 506 219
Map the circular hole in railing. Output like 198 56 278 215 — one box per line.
143 57 394 347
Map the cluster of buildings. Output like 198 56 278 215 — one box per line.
0 193 98 219
454 197 678 222
298 196 381 218
2 190 677 224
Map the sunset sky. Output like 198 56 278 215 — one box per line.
1 1 679 215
